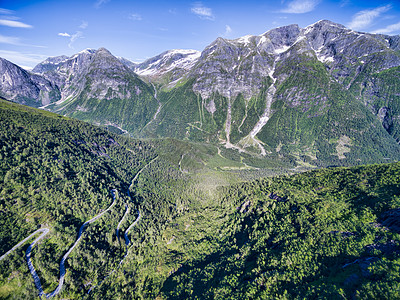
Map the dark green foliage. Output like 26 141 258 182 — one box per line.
1 99 399 299
258 53 400 166
160 163 400 299
350 65 400 142
0 99 156 298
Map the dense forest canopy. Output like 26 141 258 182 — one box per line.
0 99 399 299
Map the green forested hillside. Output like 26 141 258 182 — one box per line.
159 163 400 299
0 99 158 298
0 99 399 299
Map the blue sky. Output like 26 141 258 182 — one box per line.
1 0 399 69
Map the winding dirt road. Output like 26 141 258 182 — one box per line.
26 189 117 298
3 157 158 298
0 228 50 262
88 158 159 294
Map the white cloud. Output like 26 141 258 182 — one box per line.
280 0 320 14
58 32 71 37
129 13 142 21
224 25 232 36
94 0 110 9
0 34 45 48
0 8 13 15
79 21 88 29
372 21 400 34
0 49 47 68
191 2 214 20
0 34 21 45
68 31 84 49
348 4 392 30
340 0 350 7
0 19 32 28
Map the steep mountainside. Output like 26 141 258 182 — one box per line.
136 20 400 167
32 48 159 134
0 58 60 107
2 20 400 167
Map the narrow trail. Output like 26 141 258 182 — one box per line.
179 153 186 173
88 157 157 294
0 228 49 262
123 211 141 246
88 210 141 294
5 157 158 297
116 204 130 237
27 189 117 298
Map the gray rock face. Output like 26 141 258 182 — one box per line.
32 48 144 105
1 20 400 150
133 49 201 85
80 47 143 100
32 55 69 74
33 49 97 102
378 107 393 132
0 58 60 106
135 20 400 103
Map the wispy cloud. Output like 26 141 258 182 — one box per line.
0 49 47 69
68 31 83 49
0 34 22 45
79 21 88 29
0 34 45 48
58 30 84 49
372 21 400 34
348 4 392 30
280 0 320 14
58 32 71 37
340 0 350 7
94 0 110 9
0 19 32 28
0 8 13 15
129 13 142 21
191 2 214 20
58 20 88 49
224 25 232 36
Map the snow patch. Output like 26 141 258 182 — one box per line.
257 35 267 47
236 35 253 46
136 49 201 76
274 45 290 54
293 36 306 46
317 55 334 63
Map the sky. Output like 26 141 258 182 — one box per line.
0 0 400 69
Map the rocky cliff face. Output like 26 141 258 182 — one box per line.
1 20 400 166
139 20 400 102
132 20 400 164
0 58 60 107
131 49 201 85
20 48 155 134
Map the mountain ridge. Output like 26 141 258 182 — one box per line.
1 20 400 167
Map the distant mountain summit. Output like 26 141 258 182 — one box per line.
1 20 400 166
30 47 159 133
0 57 59 106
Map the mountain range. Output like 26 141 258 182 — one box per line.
2 19 400 299
1 20 400 167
